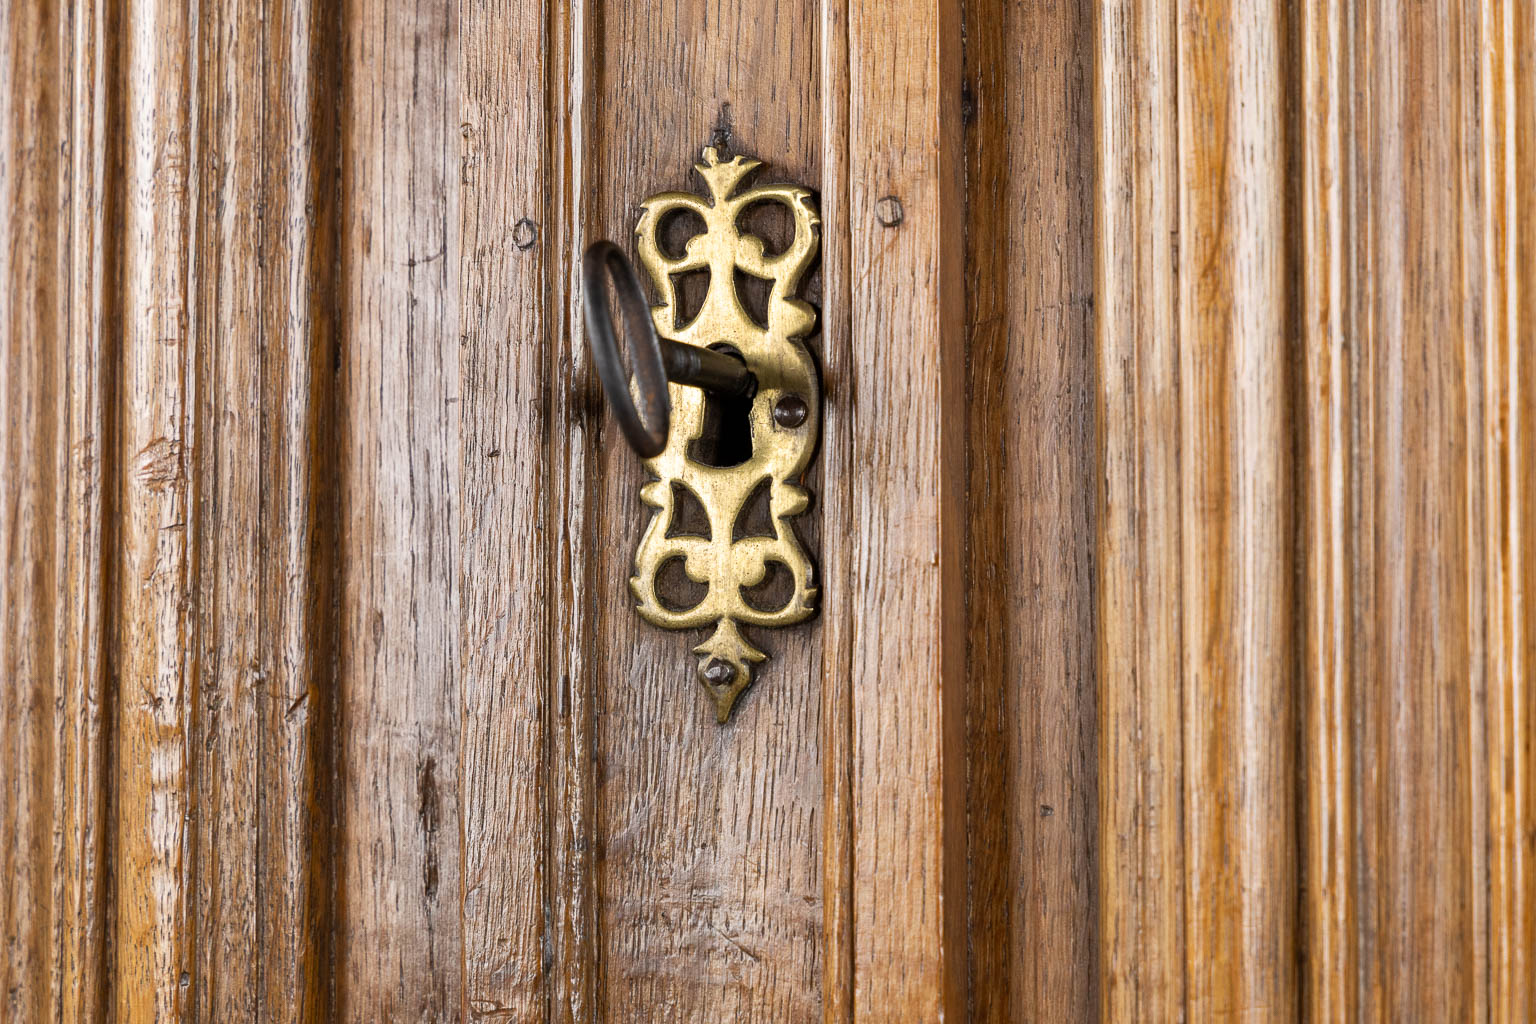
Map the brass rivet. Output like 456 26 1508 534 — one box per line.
773 394 809 428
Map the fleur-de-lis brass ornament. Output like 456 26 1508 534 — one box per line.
628 147 821 721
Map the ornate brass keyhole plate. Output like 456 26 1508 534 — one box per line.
628 148 821 721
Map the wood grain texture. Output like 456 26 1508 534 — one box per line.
1296 0 1531 1018
582 2 826 1017
457 0 549 1019
333 0 462 1019
543 1 599 1021
186 0 340 1017
1097 0 1296 1018
2 0 114 1018
835 0 967 1018
5 0 454 1018
1352 5 1484 1013
817 0 854 1020
187 0 342 1019
249 2 343 1018
10 1 1536 1020
114 1 197 1017
1482 1 1536 1018
962 0 1098 1019
2 2 77 1020
1175 0 1296 1017
1094 0 1186 1015
1298 0 1356 1016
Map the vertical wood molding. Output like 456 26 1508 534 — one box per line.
1094 0 1186 1016
1296 1 1497 1017
187 0 342 1017
115 1 197 1017
249 2 343 1019
53 2 114 1018
5 0 454 1017
962 0 1099 1018
333 1 461 1019
1298 0 1358 1017
832 0 967 1018
1 2 113 1021
543 0 598 1020
1097 0 1296 1017
1482 1 1536 1018
1359 5 1484 1014
1175 0 1296 1016
457 0 551 1018
818 1 855 1021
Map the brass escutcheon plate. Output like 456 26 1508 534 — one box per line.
628 147 821 721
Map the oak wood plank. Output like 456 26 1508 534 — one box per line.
2 1 71 1019
114 0 198 1017
1482 1 1536 1018
1298 0 1358 1016
333 1 462 1018
1175 0 1297 1017
251 3 345 1019
581 1 826 1018
1094 0 1187 1015
187 0 268 1015
817 0 854 1019
1349 3 1485 1015
52 2 114 1018
457 0 552 1017
837 0 967 1018
544 2 599 1021
961 0 1098 1018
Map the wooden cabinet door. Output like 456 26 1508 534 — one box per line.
3 0 1533 1022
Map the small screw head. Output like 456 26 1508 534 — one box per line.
773 393 809 428
512 217 539 250
702 659 736 687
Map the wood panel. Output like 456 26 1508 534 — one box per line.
1175 0 1296 1016
187 0 340 1019
1093 0 1187 1015
542 1 599 1020
2 0 114 1019
8 0 1536 1021
1 0 453 1019
1297 0 1355 1014
458 0 550 1018
831 0 967 1019
1481 2 1536 1019
582 1 826 1019
334 1 461 1018
1296 0 1534 1019
961 0 1098 1019
1096 0 1296 1018
114 0 197 1016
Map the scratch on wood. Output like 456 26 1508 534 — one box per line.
418 754 441 899
132 436 183 492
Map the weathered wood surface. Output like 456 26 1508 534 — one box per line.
1296 0 1536 1018
582 1 827 1018
828 0 968 1019
5 0 1536 1021
963 0 1098 1019
1092 0 1536 1021
1094 0 1185 1015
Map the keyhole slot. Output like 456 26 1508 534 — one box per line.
687 345 754 468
